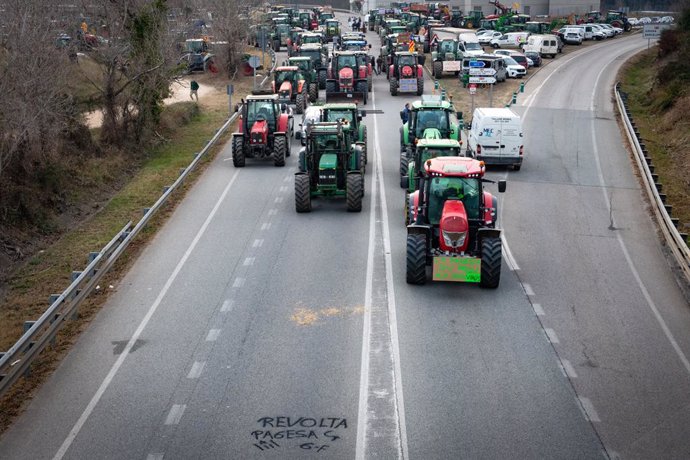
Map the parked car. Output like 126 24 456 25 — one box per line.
627 17 639 26
478 31 502 44
509 52 530 70
561 28 583 45
500 56 527 78
493 49 513 57
524 50 542 67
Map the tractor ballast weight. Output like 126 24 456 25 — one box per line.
294 122 365 213
326 51 369 105
405 157 506 287
388 52 425 96
232 94 291 168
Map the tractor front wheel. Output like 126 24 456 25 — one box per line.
390 77 398 96
273 39 281 51
361 126 368 164
346 173 363 212
318 70 327 90
356 81 368 105
325 80 336 99
232 136 245 167
416 78 424 96
406 233 427 284
295 174 311 213
295 93 306 114
433 61 442 78
480 237 502 289
399 152 408 185
308 83 318 102
273 136 287 167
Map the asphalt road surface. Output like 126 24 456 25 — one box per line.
2 16 689 460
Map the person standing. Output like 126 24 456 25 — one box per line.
190 80 199 101
376 55 383 75
401 103 411 124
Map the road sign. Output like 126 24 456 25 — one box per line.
226 84 234 95
643 24 670 39
469 76 496 84
469 68 496 76
469 83 477 95
469 60 485 68
248 56 262 69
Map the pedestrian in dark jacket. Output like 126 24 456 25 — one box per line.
376 56 383 75
401 103 411 124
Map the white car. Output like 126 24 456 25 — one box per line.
296 105 322 145
660 16 674 23
592 24 615 38
638 17 651 24
478 31 502 44
501 56 527 78
627 17 639 26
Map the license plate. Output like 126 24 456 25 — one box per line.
432 257 481 282
347 94 353 98
399 79 417 92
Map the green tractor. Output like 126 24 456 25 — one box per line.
320 103 368 165
293 43 328 90
324 19 340 42
400 138 463 190
286 56 319 102
461 10 484 28
295 122 365 213
271 21 291 51
431 38 462 78
399 95 463 173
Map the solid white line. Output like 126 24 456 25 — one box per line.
589 64 690 375
232 277 245 288
243 257 255 266
52 169 240 460
578 396 601 423
523 283 535 296
544 328 560 344
500 234 520 271
252 239 264 248
532 303 545 316
561 359 578 378
164 404 186 425
220 299 234 312
205 329 221 342
187 361 206 379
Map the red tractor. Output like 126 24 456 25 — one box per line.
326 51 368 105
352 50 374 92
232 93 292 167
405 157 506 287
389 52 424 96
273 66 309 114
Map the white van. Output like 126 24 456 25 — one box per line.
458 32 484 57
522 34 559 58
490 32 530 49
467 107 524 170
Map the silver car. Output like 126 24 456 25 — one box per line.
296 105 323 146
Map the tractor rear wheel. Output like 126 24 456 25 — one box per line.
273 39 281 51
406 233 427 284
295 174 311 213
480 237 502 289
308 83 318 102
399 152 408 185
346 173 363 212
416 78 424 96
423 40 430 53
325 80 336 99
232 136 245 167
356 82 368 105
318 70 327 89
433 61 442 78
273 136 287 167
390 77 398 96
295 93 306 114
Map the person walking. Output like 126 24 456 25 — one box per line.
401 103 411 124
376 55 383 75
190 80 199 101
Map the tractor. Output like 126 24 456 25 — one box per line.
461 10 484 28
286 57 319 102
399 95 463 168
273 66 309 114
400 138 463 190
294 122 365 213
587 10 631 31
232 93 291 167
324 19 340 42
352 51 373 92
326 51 369 105
271 20 291 51
293 43 328 90
405 156 506 287
388 52 425 96
431 38 462 78
320 103 368 164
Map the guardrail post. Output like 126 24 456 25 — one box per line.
671 218 680 228
655 183 663 192
143 208 150 215
23 321 37 376
511 92 517 104
659 193 667 203
680 233 688 243
88 252 99 277
519 82 525 93
163 186 171 194
665 204 673 214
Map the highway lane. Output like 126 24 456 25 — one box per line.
2 15 690 460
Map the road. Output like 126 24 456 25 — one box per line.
2 16 689 460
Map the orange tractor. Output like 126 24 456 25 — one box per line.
273 66 309 114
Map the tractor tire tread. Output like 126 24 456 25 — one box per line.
295 174 311 212
480 237 502 288
346 173 363 212
406 233 427 284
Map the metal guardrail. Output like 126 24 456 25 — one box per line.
0 53 279 398
614 82 690 285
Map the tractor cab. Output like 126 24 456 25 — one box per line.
321 102 368 163
325 19 340 41
400 138 463 190
405 156 506 287
244 96 278 138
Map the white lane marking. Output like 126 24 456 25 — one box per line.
221 299 234 312
279 185 289 192
252 239 264 248
523 283 535 296
146 454 164 460
164 404 186 425
232 277 245 288
243 257 255 266
274 196 284 203
544 328 560 344
283 175 291 182
501 234 520 271
261 222 272 231
532 303 545 316
206 329 221 342
187 361 206 379
268 209 277 216
589 64 690 375
561 359 578 378
356 88 408 460
578 396 601 423
53 170 241 460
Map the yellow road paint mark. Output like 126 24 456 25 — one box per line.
291 305 365 326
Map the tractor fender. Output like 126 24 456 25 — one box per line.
277 114 290 133
483 192 497 225
407 225 431 246
401 124 409 146
297 80 305 93
236 117 243 133
476 227 502 245
359 124 366 141
417 65 424 79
